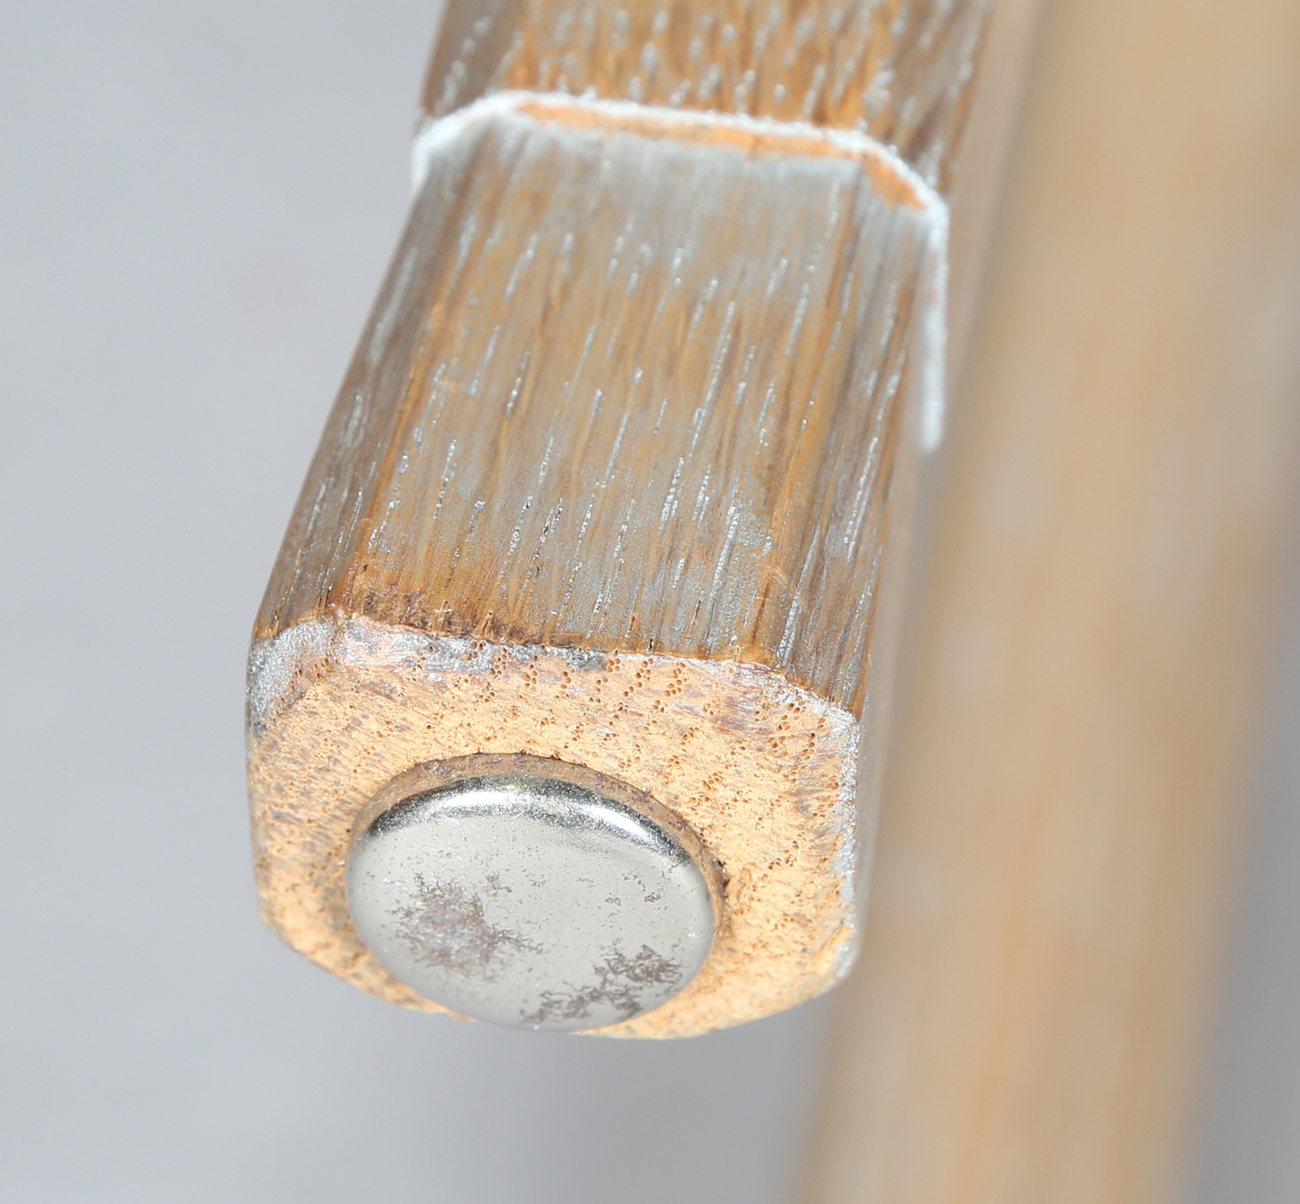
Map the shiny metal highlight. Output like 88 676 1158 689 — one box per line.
347 754 722 1032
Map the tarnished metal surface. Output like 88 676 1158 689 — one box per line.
347 753 722 1032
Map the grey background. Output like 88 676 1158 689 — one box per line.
0 2 1294 1201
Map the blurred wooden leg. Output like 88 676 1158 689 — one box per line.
804 0 1300 1199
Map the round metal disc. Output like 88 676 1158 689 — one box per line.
346 754 721 1032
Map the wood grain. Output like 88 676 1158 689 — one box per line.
804 0 1300 1192
249 1 992 1034
256 99 941 715
423 0 993 189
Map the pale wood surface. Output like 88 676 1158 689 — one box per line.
804 0 1300 1196
250 616 860 1036
249 1 993 1034
255 99 940 714
423 0 993 189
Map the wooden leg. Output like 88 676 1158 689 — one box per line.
248 1 1000 1036
804 0 1300 1198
